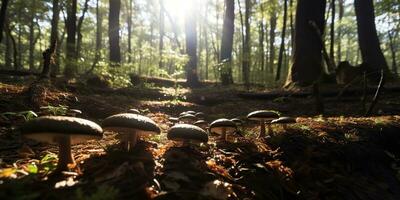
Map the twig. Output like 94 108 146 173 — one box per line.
365 70 385 116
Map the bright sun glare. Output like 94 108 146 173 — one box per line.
163 0 199 19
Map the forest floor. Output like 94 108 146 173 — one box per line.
1 76 400 200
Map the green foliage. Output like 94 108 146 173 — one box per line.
39 152 58 173
0 111 38 122
93 62 133 88
40 105 69 116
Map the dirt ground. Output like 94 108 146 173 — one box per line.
1 77 400 200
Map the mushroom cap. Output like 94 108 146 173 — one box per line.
247 110 279 121
231 118 244 125
179 114 197 123
195 112 205 119
194 120 207 126
209 118 237 135
20 116 103 144
127 109 140 114
167 124 208 143
271 117 296 124
169 117 179 123
102 113 160 135
68 109 82 114
185 111 196 115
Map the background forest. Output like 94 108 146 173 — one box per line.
0 0 398 88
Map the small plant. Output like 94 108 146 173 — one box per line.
40 105 69 116
0 111 38 122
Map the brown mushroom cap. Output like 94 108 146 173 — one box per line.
194 120 207 126
179 114 197 123
209 118 237 135
102 113 160 135
271 117 296 124
231 118 244 125
20 116 103 144
127 109 140 114
168 124 208 143
247 110 279 121
195 112 205 119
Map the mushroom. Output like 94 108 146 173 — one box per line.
195 112 205 120
179 114 197 124
209 119 237 141
230 118 244 126
247 110 279 138
20 116 103 172
102 113 160 151
271 117 296 130
67 109 82 117
193 120 208 130
167 124 208 147
127 109 140 114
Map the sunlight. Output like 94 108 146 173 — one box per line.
163 0 199 19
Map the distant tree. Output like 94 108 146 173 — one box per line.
184 1 200 87
242 0 251 88
0 0 9 43
354 0 390 81
76 0 90 60
65 0 77 78
285 0 326 87
220 0 235 85
159 0 165 69
41 0 59 78
109 0 121 64
276 0 288 81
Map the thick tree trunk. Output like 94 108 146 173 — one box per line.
242 0 251 88
337 0 344 62
285 0 326 87
0 0 9 43
76 0 90 60
4 32 11 68
65 0 77 78
42 0 59 78
220 0 235 85
109 0 121 64
354 0 390 81
184 2 200 87
276 0 288 81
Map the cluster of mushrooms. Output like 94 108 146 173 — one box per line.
19 108 295 173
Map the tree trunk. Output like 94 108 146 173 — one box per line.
337 0 344 62
127 0 133 63
285 0 326 87
354 0 390 81
0 0 9 43
159 0 164 69
29 0 36 71
388 30 397 75
242 0 251 88
184 2 200 87
276 0 288 81
76 0 90 60
42 0 59 78
220 0 235 85
269 13 277 73
65 0 77 78
330 0 335 63
109 0 121 64
4 31 11 68
89 0 102 74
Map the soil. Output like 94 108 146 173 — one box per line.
1 77 400 200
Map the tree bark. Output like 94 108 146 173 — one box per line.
29 0 36 71
388 30 397 75
89 0 102 73
0 0 9 43
269 12 277 73
242 0 251 88
330 0 335 63
109 0 121 64
42 0 59 78
276 0 288 81
220 0 235 85
337 0 344 62
76 0 90 60
354 0 390 81
285 0 326 87
159 0 165 69
127 0 133 63
65 0 77 78
184 1 200 87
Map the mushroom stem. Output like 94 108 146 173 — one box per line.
128 132 138 151
56 137 75 172
220 127 227 141
259 120 266 138
282 124 288 130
